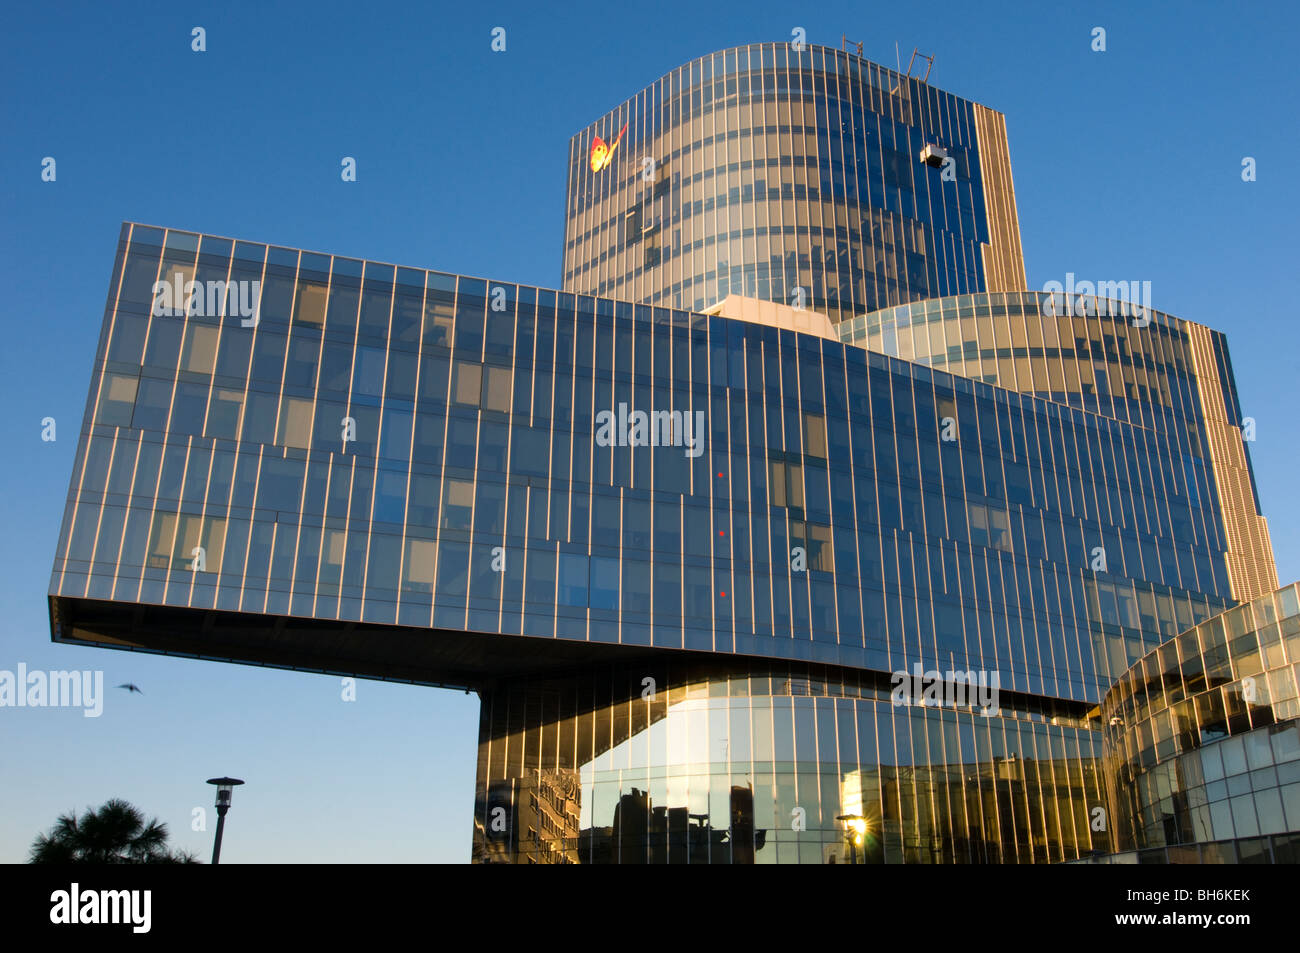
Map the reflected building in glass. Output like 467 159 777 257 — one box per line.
49 42 1282 863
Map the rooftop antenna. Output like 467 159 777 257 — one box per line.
890 44 936 95
904 47 936 84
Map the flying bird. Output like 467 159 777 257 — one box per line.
589 122 628 172
117 683 143 694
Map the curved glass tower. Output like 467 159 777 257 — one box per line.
562 42 1026 325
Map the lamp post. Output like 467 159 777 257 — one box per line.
206 777 244 865
836 813 866 865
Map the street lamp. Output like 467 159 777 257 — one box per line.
836 813 867 864
205 777 244 865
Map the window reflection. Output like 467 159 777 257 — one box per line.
474 663 1104 863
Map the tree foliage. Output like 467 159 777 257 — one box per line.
29 798 199 864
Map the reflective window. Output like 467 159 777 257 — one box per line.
97 373 138 426
453 362 482 406
442 478 474 530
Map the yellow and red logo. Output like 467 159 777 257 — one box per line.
589 122 628 172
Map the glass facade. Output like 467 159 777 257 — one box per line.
47 219 1276 862
46 37 1288 864
563 43 1025 325
474 659 1103 864
844 293 1220 423
1100 583 1300 854
53 225 1237 695
1070 834 1300 865
844 292 1277 607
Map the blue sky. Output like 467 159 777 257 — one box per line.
2 0 1297 862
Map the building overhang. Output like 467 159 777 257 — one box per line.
48 595 675 692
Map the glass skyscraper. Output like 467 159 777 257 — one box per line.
563 42 1025 324
49 42 1289 863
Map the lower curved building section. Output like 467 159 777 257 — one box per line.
473 659 1105 864
1098 581 1300 860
